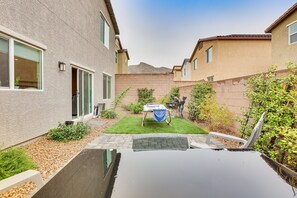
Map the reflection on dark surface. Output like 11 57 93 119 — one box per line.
32 149 120 198
261 154 297 189
33 149 297 198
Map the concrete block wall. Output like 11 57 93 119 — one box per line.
117 69 289 131
115 74 196 104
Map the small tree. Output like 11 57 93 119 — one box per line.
102 87 130 119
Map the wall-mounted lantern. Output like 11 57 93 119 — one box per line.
58 62 66 71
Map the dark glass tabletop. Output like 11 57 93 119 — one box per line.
33 149 297 198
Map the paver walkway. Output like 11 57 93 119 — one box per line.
86 134 224 149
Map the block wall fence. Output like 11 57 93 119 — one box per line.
115 70 289 131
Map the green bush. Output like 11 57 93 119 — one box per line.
239 64 297 170
0 148 37 180
199 96 234 132
130 102 143 114
48 122 90 142
159 87 180 105
187 83 214 121
268 128 297 171
101 110 118 119
138 88 155 104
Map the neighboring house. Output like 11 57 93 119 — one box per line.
265 3 297 68
128 62 171 74
0 0 120 147
180 59 191 81
115 36 130 74
172 65 182 81
189 34 272 81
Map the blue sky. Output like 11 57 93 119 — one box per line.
111 0 296 68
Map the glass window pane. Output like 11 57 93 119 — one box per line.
84 72 90 115
290 33 297 44
103 74 107 99
290 22 297 34
0 37 9 87
79 70 83 116
104 22 110 48
100 15 105 43
14 41 42 89
108 76 111 99
89 74 92 113
207 47 213 63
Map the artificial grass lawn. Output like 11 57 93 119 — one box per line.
105 116 206 134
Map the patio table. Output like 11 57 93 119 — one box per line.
142 104 171 126
33 148 297 198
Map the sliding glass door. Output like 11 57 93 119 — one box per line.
72 67 93 119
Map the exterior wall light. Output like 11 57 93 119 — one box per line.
58 62 66 71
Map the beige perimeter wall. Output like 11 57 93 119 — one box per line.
116 70 288 132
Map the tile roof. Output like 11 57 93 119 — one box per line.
265 3 297 33
189 34 271 61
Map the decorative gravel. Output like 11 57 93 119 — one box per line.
0 182 36 198
21 116 123 180
0 111 127 197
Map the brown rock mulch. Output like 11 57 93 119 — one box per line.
21 114 125 181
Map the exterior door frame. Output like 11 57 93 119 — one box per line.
71 64 94 122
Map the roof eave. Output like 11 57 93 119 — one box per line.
265 3 297 33
105 0 120 35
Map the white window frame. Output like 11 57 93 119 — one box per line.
100 12 110 49
0 33 44 92
288 20 297 45
103 72 112 100
194 59 198 70
206 47 213 63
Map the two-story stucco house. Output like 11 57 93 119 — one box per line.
115 36 130 74
265 3 297 68
189 34 272 81
0 0 120 147
180 59 191 81
172 65 182 81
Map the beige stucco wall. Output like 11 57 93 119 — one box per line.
115 40 120 74
0 0 116 147
190 39 271 81
173 70 181 81
271 11 297 68
117 52 128 74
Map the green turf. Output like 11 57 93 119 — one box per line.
105 116 206 134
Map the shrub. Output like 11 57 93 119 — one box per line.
159 87 180 106
101 110 118 119
199 96 234 132
268 128 297 171
138 88 155 104
130 102 143 114
0 148 36 180
48 122 90 142
239 64 297 170
169 87 180 100
187 83 214 121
